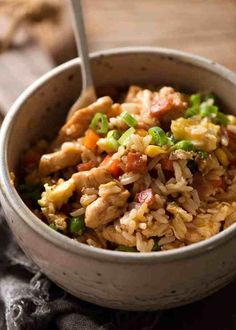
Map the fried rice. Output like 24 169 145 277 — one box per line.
17 86 236 252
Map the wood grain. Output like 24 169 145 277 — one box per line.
83 0 236 71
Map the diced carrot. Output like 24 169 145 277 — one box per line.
107 104 121 118
160 157 174 171
107 159 122 178
137 189 155 205
99 155 122 178
84 129 100 150
125 152 147 174
77 161 95 172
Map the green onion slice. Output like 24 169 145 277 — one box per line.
107 137 119 152
118 127 135 145
185 94 201 118
174 140 196 151
120 111 138 127
69 216 86 235
200 104 218 118
190 94 201 107
90 112 109 134
185 107 199 118
148 127 169 146
107 129 121 139
214 112 230 126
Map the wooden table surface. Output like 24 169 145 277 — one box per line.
83 0 236 71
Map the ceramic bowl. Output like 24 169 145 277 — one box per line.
1 47 236 311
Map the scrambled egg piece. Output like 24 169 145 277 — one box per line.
39 178 75 210
171 117 220 151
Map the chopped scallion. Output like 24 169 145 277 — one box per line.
214 112 230 126
90 112 109 134
174 140 196 151
107 137 119 152
120 111 137 127
185 94 201 118
118 127 135 145
190 94 201 107
185 107 199 118
107 129 121 140
200 104 218 118
148 127 169 146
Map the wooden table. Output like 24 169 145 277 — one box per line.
84 0 236 71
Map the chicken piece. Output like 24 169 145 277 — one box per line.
125 85 142 103
85 181 130 228
72 167 112 192
59 96 113 142
39 141 82 177
102 226 136 247
136 89 154 112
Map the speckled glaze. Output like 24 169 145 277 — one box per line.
1 48 236 311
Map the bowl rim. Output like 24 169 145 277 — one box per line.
1 46 236 264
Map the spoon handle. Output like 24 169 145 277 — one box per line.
69 0 95 91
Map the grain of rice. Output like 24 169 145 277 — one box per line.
109 117 127 130
99 182 122 197
173 161 182 181
148 155 162 170
139 223 147 230
172 216 187 240
120 173 141 185
136 202 148 221
158 236 175 245
80 194 97 207
156 163 166 183
153 179 167 194
70 207 85 217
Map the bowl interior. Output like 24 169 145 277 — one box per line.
5 48 236 185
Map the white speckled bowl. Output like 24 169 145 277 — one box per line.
1 47 236 311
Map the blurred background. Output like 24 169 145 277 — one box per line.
0 0 236 118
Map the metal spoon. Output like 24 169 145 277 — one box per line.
67 0 97 119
